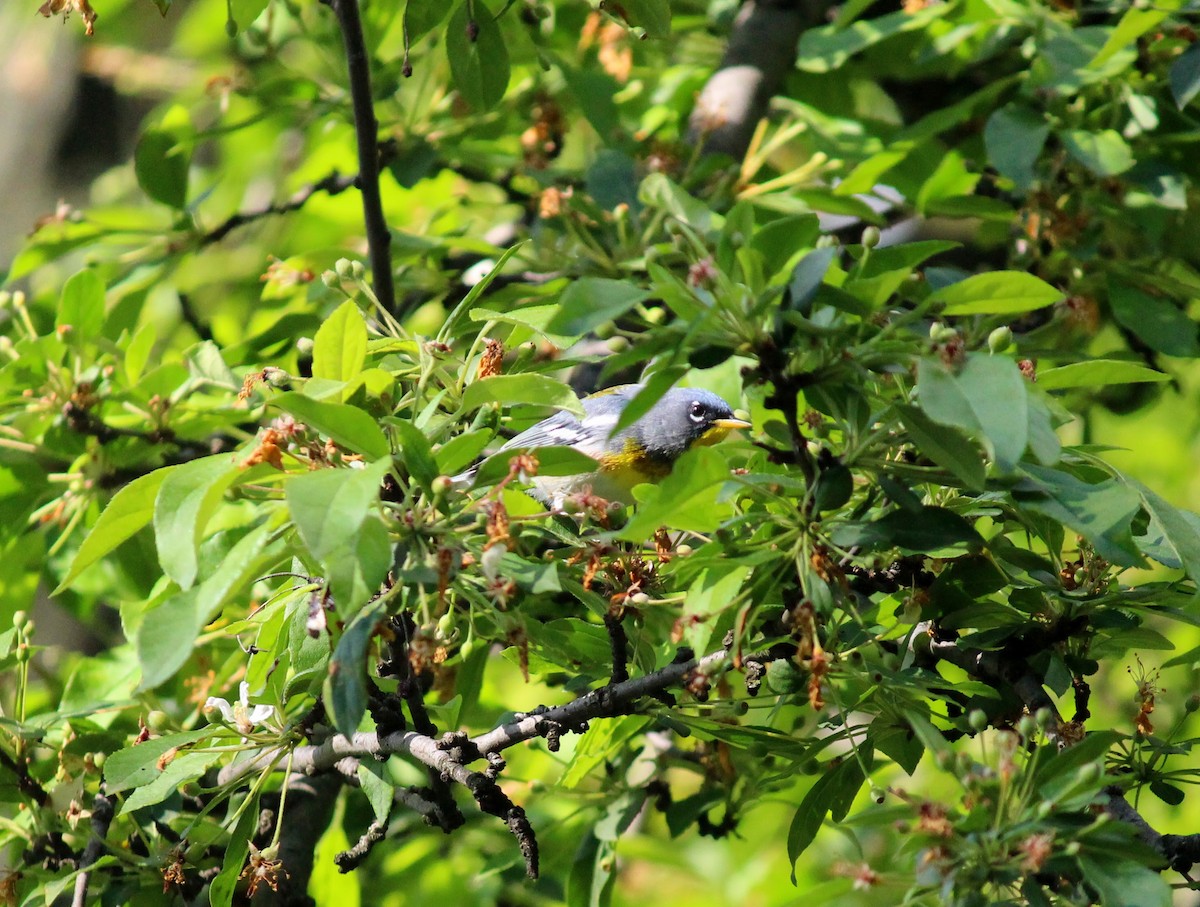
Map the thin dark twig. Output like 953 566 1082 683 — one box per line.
334 817 389 872
0 748 49 806
71 793 114 907
323 0 397 317
604 612 629 685
199 172 359 247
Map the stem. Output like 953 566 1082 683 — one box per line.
324 0 397 318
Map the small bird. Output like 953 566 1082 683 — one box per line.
455 384 750 504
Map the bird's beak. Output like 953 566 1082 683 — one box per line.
712 418 752 431
696 418 752 447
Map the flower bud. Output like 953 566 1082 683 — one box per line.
296 337 315 356
335 258 356 280
1017 714 1037 740
321 270 339 288
929 322 958 343
987 325 1014 354
431 475 453 497
968 709 988 732
861 226 881 250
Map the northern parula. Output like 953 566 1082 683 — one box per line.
456 384 750 504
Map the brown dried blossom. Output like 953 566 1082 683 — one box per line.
239 843 283 897
477 339 504 379
38 0 97 35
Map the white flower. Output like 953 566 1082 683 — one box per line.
204 682 275 735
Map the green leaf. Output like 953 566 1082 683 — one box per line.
639 173 721 234
1109 282 1199 357
139 518 285 689
104 729 211 791
325 600 386 737
271 391 391 459
620 446 735 540
404 0 451 44
120 750 219 815
472 445 601 486
785 248 836 315
797 7 944 73
312 300 368 386
1090 5 1173 69
435 430 493 475
560 715 648 788
1077 857 1172 907
394 420 439 493
134 107 192 209
57 269 106 341
461 374 584 416
546 278 652 336
1136 483 1200 583
153 456 242 590
287 460 391 563
209 790 260 907
55 467 172 594
446 0 510 111
984 106 1048 190
228 0 268 31
608 368 688 438
1036 360 1171 389
931 271 1063 315
1016 465 1144 567
830 506 983 553
357 761 395 823
787 759 866 881
917 356 1029 472
896 404 986 490
1061 129 1134 177
1170 41 1200 110
1149 779 1185 806
619 0 670 37
325 515 393 619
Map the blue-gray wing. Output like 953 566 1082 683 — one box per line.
496 409 590 453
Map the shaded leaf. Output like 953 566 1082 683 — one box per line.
897 403 986 490
547 278 652 336
447 0 510 111
917 356 1029 472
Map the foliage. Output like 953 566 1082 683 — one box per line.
4 0 1200 905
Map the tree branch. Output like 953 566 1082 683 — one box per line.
70 793 113 907
1103 787 1200 874
217 647 730 878
258 773 342 907
688 0 824 160
323 0 397 317
198 171 359 247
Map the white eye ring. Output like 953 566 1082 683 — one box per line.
688 402 705 423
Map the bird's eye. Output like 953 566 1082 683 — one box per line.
688 402 706 423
